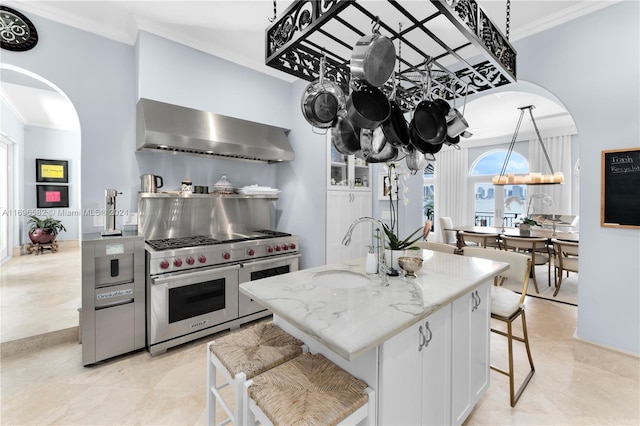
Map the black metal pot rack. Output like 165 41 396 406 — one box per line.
266 0 516 111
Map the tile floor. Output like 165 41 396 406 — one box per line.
0 247 81 343
1 293 638 425
1 249 638 424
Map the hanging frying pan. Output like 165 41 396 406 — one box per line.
301 55 345 128
331 110 361 155
412 68 447 145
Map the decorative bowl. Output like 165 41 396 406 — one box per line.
397 256 424 278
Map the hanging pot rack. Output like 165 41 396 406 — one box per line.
265 0 517 111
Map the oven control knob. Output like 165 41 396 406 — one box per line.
267 246 274 253
290 243 297 250
247 249 255 256
282 244 289 250
223 252 231 260
275 245 282 252
160 260 170 270
198 255 207 264
186 257 195 265
174 258 183 267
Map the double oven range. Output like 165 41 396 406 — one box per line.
138 193 299 355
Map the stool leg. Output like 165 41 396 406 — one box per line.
234 372 246 425
365 387 376 426
206 343 216 426
243 379 256 425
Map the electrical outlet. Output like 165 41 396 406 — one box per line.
93 215 105 227
381 210 391 220
123 213 137 226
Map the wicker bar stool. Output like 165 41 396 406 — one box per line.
206 322 305 426
243 352 376 425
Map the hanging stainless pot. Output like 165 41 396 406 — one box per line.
371 125 387 153
363 136 398 163
350 21 396 87
345 81 391 130
331 109 361 155
445 81 469 138
301 56 345 128
404 144 428 174
445 108 469 138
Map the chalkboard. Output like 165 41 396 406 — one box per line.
601 147 640 228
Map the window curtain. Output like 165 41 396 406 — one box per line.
434 147 468 242
528 135 572 215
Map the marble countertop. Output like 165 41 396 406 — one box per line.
240 250 509 361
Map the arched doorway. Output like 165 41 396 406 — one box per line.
0 65 82 343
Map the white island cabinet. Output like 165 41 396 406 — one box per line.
239 251 507 425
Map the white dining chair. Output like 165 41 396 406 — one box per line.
439 216 457 245
410 241 457 254
550 238 579 297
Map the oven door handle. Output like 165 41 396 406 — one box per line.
151 263 240 286
239 253 300 268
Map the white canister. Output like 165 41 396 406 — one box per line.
181 178 193 193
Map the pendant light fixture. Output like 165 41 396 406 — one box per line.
492 105 564 185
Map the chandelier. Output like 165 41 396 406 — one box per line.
492 105 564 185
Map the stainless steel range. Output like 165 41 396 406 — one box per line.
138 193 299 355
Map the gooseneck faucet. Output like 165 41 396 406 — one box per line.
342 217 391 285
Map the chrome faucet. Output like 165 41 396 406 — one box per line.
342 216 391 285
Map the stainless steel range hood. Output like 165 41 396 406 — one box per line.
136 98 293 163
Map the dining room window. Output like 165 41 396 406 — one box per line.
469 150 529 227
423 162 434 230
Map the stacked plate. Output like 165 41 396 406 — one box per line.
237 185 280 196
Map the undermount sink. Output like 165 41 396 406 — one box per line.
312 270 371 289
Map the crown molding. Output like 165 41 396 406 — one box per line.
510 0 621 41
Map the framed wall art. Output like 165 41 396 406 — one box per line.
36 185 69 208
378 172 398 200
36 158 68 183
601 147 640 228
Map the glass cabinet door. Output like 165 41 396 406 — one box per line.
330 145 349 187
328 144 370 189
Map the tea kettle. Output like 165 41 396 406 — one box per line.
140 174 163 193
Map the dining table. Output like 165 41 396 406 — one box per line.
448 225 579 249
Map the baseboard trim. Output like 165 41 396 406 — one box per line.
1 327 79 358
572 332 640 359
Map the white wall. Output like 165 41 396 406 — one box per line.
515 0 639 354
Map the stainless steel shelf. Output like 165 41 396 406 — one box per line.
138 192 279 200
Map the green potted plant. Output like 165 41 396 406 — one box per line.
380 223 425 272
381 223 424 251
27 215 66 244
516 217 539 236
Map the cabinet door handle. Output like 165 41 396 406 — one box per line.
475 290 481 309
418 325 426 352
418 322 433 352
424 321 432 346
471 292 476 311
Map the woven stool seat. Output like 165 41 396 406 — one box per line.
207 322 305 426
247 353 370 426
209 322 304 379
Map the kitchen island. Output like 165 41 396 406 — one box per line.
240 250 509 425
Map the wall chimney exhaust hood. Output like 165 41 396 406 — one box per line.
136 98 294 163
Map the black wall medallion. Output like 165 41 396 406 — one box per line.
1 6 39 52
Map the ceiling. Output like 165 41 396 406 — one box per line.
1 0 617 139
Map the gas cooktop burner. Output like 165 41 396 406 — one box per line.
146 235 220 250
146 230 292 251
